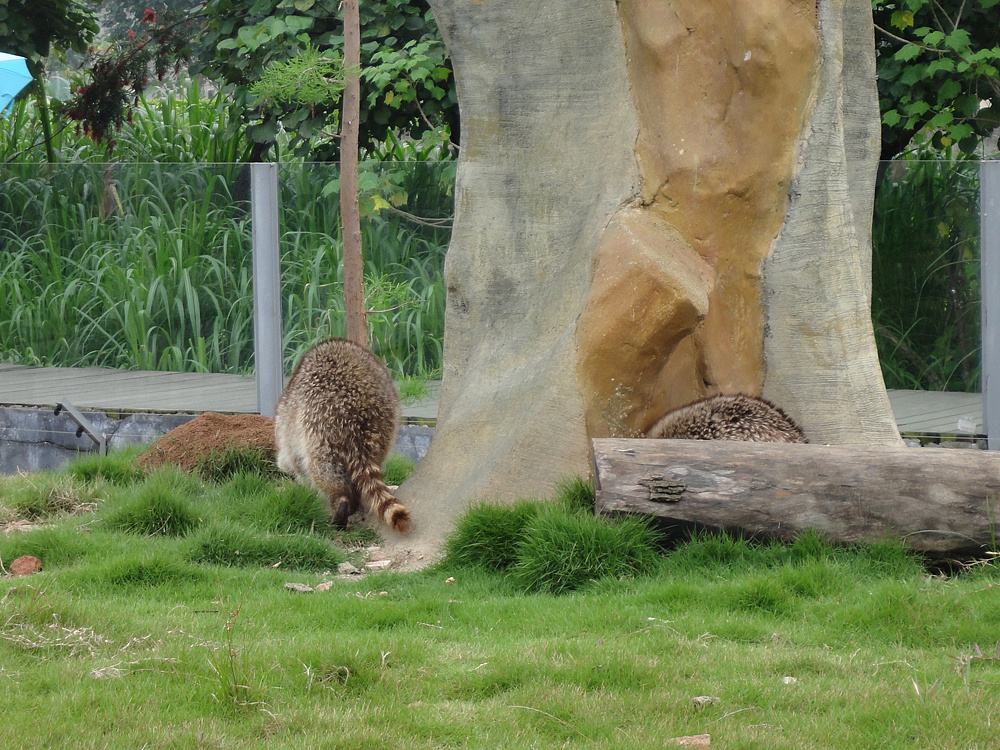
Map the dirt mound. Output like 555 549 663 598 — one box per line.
138 412 276 472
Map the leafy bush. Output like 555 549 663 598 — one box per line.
101 476 202 536
444 501 541 573
197 447 281 483
186 523 343 571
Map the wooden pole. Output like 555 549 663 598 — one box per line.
340 0 367 347
593 438 1000 559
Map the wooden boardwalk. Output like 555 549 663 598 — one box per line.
0 364 439 422
0 363 984 435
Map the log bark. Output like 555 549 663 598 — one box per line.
593 439 1000 559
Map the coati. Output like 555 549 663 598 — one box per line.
646 394 807 443
275 338 411 532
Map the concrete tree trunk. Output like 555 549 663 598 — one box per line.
395 0 898 553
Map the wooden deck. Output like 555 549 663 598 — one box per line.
0 364 439 422
0 363 985 435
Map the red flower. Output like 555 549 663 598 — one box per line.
127 29 136 40
142 8 156 24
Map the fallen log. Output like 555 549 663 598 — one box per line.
593 439 1000 559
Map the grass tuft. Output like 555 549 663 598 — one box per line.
66 449 146 486
196 447 281 483
185 523 343 570
241 483 330 535
97 553 205 588
553 476 595 514
444 501 541 572
383 454 416 486
5 474 99 519
511 507 660 594
101 475 202 537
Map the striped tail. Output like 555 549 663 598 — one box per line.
347 455 411 533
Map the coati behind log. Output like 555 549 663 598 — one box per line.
647 394 807 443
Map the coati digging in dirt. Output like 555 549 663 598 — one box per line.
275 338 411 532
647 394 807 443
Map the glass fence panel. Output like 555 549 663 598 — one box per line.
872 159 981 395
278 160 454 384
0 162 256 413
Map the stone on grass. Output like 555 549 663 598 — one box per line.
9 555 42 576
315 581 333 592
337 561 361 576
671 735 711 748
365 559 393 571
691 696 720 710
284 582 314 593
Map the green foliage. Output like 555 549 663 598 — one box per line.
250 44 346 107
511 508 661 595
382 454 415 486
444 501 542 572
873 1 1000 157
185 522 344 570
101 474 202 536
871 156 980 391
196 447 281 483
193 0 456 158
0 0 98 61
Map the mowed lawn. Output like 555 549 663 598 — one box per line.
0 456 998 749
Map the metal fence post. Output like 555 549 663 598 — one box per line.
251 162 283 417
982 161 1000 450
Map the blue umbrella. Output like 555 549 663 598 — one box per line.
0 53 33 116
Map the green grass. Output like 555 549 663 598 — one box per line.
196 446 282 483
0 465 998 748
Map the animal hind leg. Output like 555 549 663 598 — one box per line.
307 458 353 529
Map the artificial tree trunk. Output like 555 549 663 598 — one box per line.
395 0 899 550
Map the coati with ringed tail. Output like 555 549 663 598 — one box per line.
275 338 411 532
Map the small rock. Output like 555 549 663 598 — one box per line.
365 559 393 571
315 581 333 592
284 582 314 593
444 576 455 584
337 561 361 576
782 676 798 685
9 555 42 577
90 666 123 680
378 591 388 596
691 696 721 710
671 735 711 748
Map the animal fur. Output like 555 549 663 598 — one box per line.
646 394 807 443
275 338 411 532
